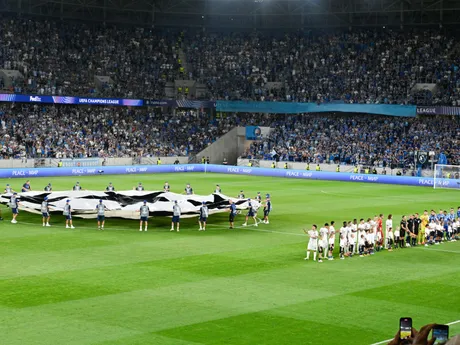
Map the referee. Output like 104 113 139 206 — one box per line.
400 215 408 248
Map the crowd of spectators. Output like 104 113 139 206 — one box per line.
0 104 234 159
0 18 180 98
241 113 460 168
0 17 459 105
1 102 458 170
186 30 460 105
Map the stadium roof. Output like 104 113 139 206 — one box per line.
2 0 460 28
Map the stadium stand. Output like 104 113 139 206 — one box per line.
185 30 460 105
0 18 179 98
0 17 459 105
241 113 460 168
0 104 232 159
1 102 458 170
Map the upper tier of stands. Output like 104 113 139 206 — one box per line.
0 17 459 105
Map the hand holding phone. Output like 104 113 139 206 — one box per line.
432 325 449 345
400 317 412 340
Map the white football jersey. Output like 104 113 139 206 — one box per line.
328 226 336 244
385 219 393 231
319 227 329 245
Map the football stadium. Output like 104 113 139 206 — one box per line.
1 0 460 344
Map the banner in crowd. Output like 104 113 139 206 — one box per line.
0 164 458 189
217 101 417 117
245 126 271 140
144 99 216 109
416 106 460 116
0 94 144 107
245 126 262 140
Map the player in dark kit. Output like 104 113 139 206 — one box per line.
228 200 237 229
412 213 421 246
263 196 272 224
243 198 258 227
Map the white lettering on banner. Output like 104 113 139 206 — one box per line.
302 172 312 177
125 168 137 173
367 177 378 181
12 170 26 176
72 169 85 174
139 168 147 172
350 175 364 181
86 169 96 174
29 96 42 102
227 168 240 173
187 166 194 171
418 179 433 185
286 171 299 177
28 170 39 175
174 167 185 171
80 98 120 105
436 180 450 187
242 169 252 174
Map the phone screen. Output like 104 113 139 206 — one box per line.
433 325 449 345
400 318 412 339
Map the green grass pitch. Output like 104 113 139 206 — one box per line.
0 172 459 345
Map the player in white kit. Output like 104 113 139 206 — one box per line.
304 225 318 262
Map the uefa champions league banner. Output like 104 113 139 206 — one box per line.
0 190 259 219
0 94 143 107
0 164 457 189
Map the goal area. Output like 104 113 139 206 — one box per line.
434 164 460 189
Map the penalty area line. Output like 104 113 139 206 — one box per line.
369 319 460 345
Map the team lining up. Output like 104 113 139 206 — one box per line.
304 210 460 262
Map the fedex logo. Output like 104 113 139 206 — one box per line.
30 96 42 102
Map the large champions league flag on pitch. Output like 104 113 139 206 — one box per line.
0 191 260 219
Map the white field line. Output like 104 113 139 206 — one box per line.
11 220 305 237
370 319 460 345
